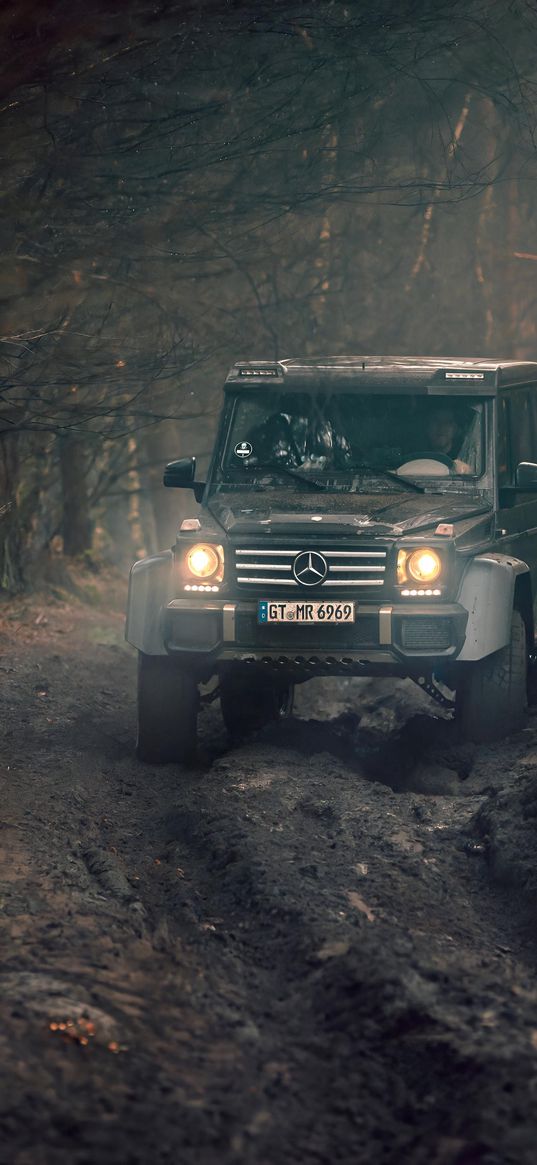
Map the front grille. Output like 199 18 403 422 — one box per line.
235 610 379 649
234 546 387 592
400 618 452 651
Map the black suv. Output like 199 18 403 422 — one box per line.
126 357 537 761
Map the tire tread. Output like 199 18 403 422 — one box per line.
137 652 198 764
455 610 527 743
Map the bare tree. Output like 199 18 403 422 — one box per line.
2 0 537 587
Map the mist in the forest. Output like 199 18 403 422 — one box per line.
1 0 537 583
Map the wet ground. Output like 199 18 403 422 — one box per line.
2 583 537 1164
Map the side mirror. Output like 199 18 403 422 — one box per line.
163 457 205 502
515 461 537 489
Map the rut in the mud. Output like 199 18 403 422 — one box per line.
2 595 537 1165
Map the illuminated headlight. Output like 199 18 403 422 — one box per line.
184 543 224 582
397 547 442 585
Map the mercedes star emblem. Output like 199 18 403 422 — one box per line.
293 550 328 586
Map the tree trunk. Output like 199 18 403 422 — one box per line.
126 435 149 561
59 435 92 557
0 433 23 592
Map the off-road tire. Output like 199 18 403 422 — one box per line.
455 609 527 743
136 652 198 763
220 673 294 741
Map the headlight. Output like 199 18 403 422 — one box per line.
397 547 442 585
185 543 224 582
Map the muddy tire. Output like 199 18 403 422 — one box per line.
455 609 527 743
220 673 294 740
136 652 198 763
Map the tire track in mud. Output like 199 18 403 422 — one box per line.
144 736 537 1165
3 604 537 1163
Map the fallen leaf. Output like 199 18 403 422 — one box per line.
316 940 351 961
346 891 375 921
390 830 424 855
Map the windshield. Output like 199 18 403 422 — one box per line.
217 391 487 491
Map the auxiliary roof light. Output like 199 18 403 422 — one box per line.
444 371 485 380
238 367 279 377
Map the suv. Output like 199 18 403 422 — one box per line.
126 356 537 762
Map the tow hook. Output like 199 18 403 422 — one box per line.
199 681 221 705
413 674 455 709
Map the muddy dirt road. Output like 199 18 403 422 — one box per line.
2 584 537 1164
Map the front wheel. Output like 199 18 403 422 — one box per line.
220 672 294 741
137 652 198 764
455 610 527 743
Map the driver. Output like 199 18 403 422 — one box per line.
424 404 472 474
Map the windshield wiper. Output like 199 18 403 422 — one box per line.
239 462 328 491
352 465 425 493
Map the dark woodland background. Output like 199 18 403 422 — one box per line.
2 0 537 591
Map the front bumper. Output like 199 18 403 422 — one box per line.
162 598 468 671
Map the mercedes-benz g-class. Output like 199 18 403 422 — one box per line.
126 357 537 761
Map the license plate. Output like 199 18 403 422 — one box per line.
258 601 355 624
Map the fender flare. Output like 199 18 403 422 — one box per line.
456 552 530 661
125 549 175 655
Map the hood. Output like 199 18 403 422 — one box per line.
207 488 492 538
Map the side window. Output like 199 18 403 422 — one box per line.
509 388 537 475
499 387 537 487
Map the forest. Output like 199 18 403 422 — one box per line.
7 7 537 1164
1 0 537 585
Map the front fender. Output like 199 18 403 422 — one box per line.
125 550 175 654
456 552 529 661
